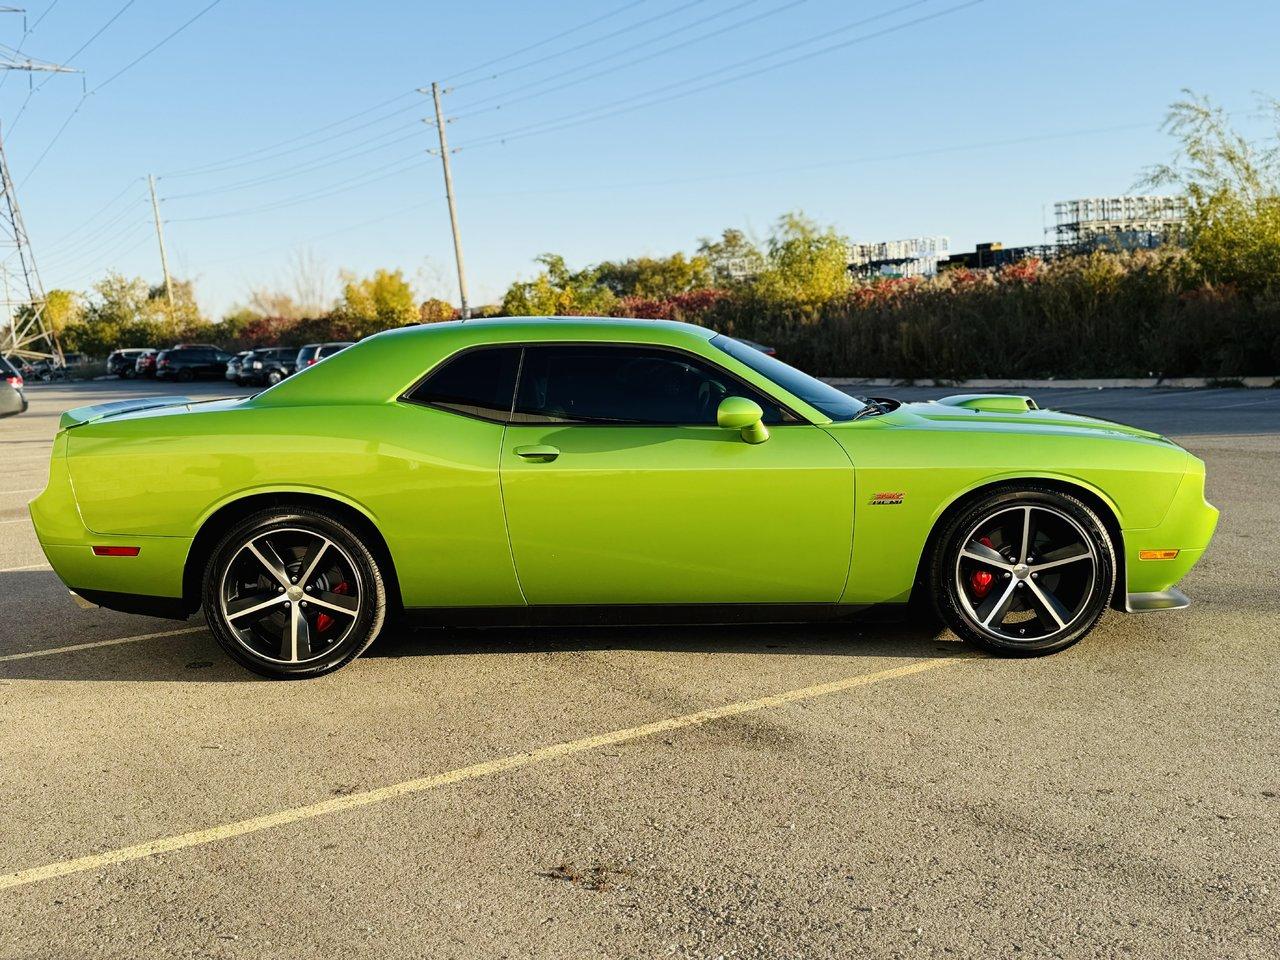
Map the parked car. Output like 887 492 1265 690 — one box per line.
4 355 34 380
134 349 158 378
29 359 66 382
29 318 1218 679
295 341 353 369
225 350 254 382
238 347 297 386
734 337 777 357
155 346 234 382
107 348 154 379
0 354 27 417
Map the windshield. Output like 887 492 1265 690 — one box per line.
710 335 865 422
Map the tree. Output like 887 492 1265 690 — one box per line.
501 254 616 316
594 252 713 298
1143 90 1280 291
336 268 418 334
753 212 852 306
418 298 456 322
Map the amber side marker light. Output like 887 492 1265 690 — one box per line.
92 546 140 557
1138 549 1180 561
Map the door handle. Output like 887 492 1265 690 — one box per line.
514 444 560 463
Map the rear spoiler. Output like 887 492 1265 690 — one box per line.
58 396 192 430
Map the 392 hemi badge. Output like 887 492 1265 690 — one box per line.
869 491 905 506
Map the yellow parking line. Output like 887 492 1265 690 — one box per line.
0 626 205 663
0 655 968 892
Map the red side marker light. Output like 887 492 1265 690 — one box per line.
93 546 140 557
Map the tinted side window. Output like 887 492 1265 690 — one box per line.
512 345 784 425
406 346 521 420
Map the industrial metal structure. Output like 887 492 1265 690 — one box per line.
849 236 950 279
1052 196 1187 249
0 20 78 364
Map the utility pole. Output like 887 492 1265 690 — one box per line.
429 82 471 319
148 174 174 315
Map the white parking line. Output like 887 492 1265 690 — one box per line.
0 518 31 525
0 655 968 891
0 563 51 573
0 488 43 496
0 626 205 663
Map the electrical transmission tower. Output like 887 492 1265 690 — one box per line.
0 14 78 363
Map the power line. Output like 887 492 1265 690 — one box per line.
442 0 649 83
40 177 143 248
451 0 715 92
7 0 135 135
455 0 974 152
92 0 225 94
450 0 809 122
169 153 431 224
164 125 425 200
18 0 227 186
160 91 422 179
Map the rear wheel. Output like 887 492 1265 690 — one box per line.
931 487 1115 656
176 368 194 383
202 507 387 678
266 369 284 385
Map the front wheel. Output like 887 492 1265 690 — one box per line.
930 487 1116 656
202 507 388 678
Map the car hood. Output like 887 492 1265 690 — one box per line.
866 395 1173 446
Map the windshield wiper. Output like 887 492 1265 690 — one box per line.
849 396 889 422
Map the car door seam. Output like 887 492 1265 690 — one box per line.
820 425 859 606
496 421 530 606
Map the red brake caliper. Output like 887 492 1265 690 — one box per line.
315 581 350 633
969 536 996 599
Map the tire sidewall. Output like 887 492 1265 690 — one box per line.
932 487 1116 656
202 507 386 678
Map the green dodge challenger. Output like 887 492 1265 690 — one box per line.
31 318 1218 678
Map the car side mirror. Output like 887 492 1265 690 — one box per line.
717 396 769 444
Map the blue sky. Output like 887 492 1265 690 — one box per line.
3 0 1278 316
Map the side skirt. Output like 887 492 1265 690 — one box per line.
401 603 888 630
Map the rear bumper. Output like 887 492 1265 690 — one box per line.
68 588 189 620
30 431 194 618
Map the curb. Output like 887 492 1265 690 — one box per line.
823 376 1279 390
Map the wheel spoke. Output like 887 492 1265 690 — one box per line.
288 606 312 662
310 590 359 616
297 537 330 587
1027 579 1070 629
246 538 291 588
962 542 1013 569
978 580 1018 628
1019 507 1034 563
226 592 287 622
1034 545 1092 571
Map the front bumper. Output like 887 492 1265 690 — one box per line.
1120 459 1217 613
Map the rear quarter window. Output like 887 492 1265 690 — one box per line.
404 346 521 421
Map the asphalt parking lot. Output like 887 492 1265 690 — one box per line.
1 380 1278 959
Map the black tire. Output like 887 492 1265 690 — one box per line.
202 506 387 678
176 368 194 383
266 369 284 386
930 486 1116 656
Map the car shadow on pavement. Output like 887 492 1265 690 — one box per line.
364 618 963 663
0 587 961 683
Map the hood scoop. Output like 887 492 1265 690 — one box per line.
935 393 1038 414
